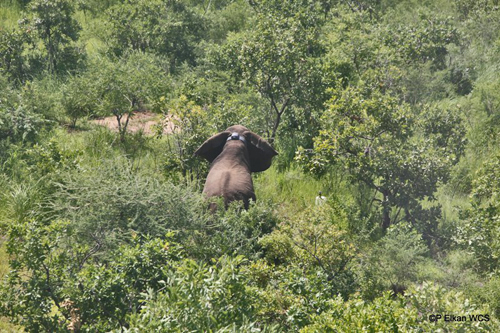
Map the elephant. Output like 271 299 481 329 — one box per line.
194 125 278 209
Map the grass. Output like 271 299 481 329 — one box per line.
255 165 354 215
0 1 21 31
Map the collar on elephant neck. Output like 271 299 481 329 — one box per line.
226 132 247 144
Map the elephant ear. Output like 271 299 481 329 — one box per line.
194 131 230 163
243 131 278 172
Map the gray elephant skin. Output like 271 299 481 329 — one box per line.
194 125 278 209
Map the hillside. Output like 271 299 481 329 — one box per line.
1 0 500 331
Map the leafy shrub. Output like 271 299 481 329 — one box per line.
0 75 50 145
188 200 279 260
303 282 500 332
383 11 460 69
0 217 179 331
0 103 46 143
0 29 29 82
260 206 354 281
61 74 98 127
357 223 428 299
104 0 205 71
254 206 356 330
458 152 500 272
247 260 345 331
47 157 206 254
0 220 72 331
47 157 278 261
0 217 275 332
124 256 264 332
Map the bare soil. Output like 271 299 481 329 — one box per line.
91 112 176 135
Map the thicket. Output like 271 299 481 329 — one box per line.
1 0 500 331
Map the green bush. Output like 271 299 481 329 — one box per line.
125 256 264 332
458 152 500 272
47 157 206 254
0 217 274 331
356 223 428 299
46 157 278 260
253 206 356 330
0 217 179 331
247 259 347 331
303 282 499 332
61 74 98 127
188 200 279 260
104 0 205 71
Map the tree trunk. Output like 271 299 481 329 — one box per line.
382 192 391 230
269 96 290 144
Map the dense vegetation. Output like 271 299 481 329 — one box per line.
1 0 500 331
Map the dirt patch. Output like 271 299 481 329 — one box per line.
91 112 176 135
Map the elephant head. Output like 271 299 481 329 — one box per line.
194 125 277 208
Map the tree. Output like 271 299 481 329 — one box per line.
90 52 168 141
458 152 500 272
382 11 460 70
297 84 465 238
22 0 83 75
61 74 98 128
0 75 47 144
213 0 329 143
0 30 30 83
104 0 205 72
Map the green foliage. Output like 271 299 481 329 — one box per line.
76 0 121 15
47 158 202 253
19 77 63 121
0 29 30 82
71 235 182 331
0 77 48 145
160 94 216 179
303 282 499 332
383 11 460 69
260 206 354 281
212 0 329 143
61 74 98 127
254 206 356 330
454 0 499 19
297 83 465 239
203 0 252 43
248 260 340 331
0 219 72 331
0 217 181 331
2 0 500 330
0 216 274 331
45 156 277 261
104 0 205 71
86 51 168 140
357 223 428 299
125 256 263 332
189 200 279 260
458 152 500 272
20 0 84 75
